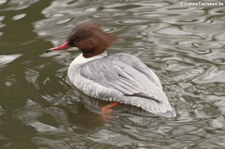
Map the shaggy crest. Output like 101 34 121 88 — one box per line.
67 22 116 57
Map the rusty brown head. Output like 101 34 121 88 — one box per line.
48 22 116 58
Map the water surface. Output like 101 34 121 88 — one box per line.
0 0 225 148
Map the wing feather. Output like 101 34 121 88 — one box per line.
80 56 162 103
107 53 162 88
78 53 176 117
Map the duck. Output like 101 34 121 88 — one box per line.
47 21 176 118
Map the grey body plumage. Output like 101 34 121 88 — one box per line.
68 52 176 118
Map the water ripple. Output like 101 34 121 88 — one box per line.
0 0 39 11
0 54 22 68
12 13 26 20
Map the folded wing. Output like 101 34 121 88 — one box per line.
80 53 176 117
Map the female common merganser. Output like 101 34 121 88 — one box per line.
47 22 176 118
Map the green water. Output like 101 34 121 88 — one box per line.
1 0 225 148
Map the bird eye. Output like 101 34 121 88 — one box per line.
74 38 80 42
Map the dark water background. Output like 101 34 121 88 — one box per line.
1 0 225 148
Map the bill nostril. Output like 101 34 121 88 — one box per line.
46 49 51 53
